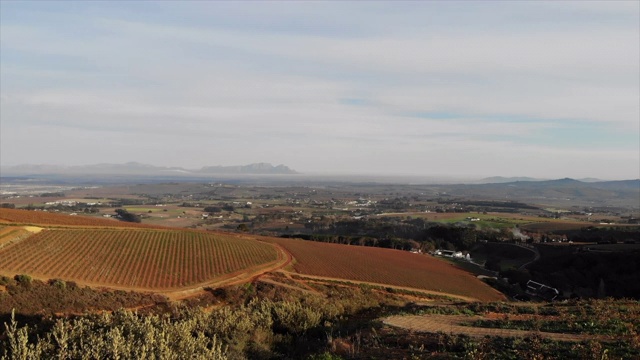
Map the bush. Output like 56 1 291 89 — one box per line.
272 301 322 335
1 309 227 359
48 279 66 290
14 274 32 286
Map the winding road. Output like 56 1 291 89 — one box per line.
516 244 540 270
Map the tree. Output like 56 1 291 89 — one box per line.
114 209 141 223
484 259 501 272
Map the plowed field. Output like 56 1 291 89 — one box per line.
0 228 279 290
267 238 504 301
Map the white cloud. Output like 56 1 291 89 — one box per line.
1 1 638 178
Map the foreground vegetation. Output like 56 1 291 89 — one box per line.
1 281 404 359
2 278 639 359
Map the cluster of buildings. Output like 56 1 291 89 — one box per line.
432 249 472 261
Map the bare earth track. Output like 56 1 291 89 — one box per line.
280 273 479 302
383 314 611 342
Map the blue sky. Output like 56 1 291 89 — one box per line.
1 1 638 179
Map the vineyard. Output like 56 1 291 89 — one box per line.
0 228 279 290
0 208 162 229
268 238 504 301
1 209 503 301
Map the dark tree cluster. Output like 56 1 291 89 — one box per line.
114 209 141 223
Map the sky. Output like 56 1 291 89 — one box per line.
1 1 639 180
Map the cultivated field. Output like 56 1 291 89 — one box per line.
0 228 279 290
267 238 505 301
0 208 161 229
0 209 505 301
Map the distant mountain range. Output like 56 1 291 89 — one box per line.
0 162 298 176
476 178 640 191
443 178 640 208
479 176 543 183
478 176 604 184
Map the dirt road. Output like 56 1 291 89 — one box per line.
383 314 609 342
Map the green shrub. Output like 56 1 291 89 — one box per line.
14 274 32 286
48 279 66 290
272 300 322 335
1 309 228 359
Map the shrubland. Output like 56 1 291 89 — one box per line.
3 278 639 359
0 280 405 359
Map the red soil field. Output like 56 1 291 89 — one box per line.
0 228 279 290
267 238 504 301
0 208 163 229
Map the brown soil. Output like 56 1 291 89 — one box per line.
265 237 505 302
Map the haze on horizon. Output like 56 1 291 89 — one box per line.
1 1 638 180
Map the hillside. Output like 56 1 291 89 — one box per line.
268 237 505 301
2 209 637 360
0 209 503 301
0 228 280 291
